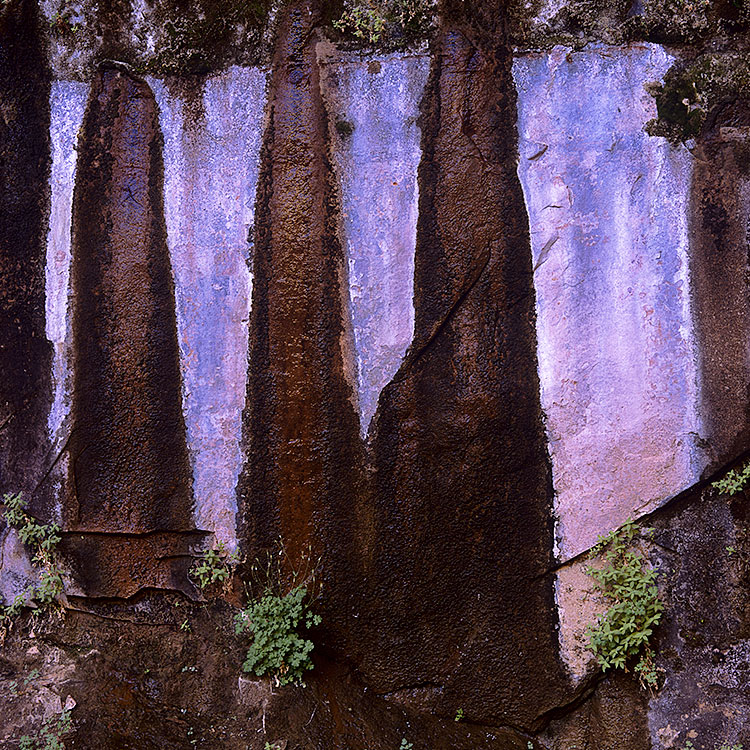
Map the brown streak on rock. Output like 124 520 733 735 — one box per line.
362 1 571 729
0 0 53 508
237 1 362 588
69 68 193 538
690 125 750 471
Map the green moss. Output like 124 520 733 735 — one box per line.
646 53 750 144
331 0 435 49
147 0 272 76
635 0 712 43
508 0 747 50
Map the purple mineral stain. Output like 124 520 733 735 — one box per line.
514 44 706 560
150 67 267 548
320 52 430 436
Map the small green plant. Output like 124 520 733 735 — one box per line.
400 740 413 750
235 585 320 686
391 0 433 35
18 710 73 750
190 541 239 590
48 2 80 35
333 4 386 43
1 493 64 636
454 707 463 722
333 0 432 43
712 460 750 495
584 519 664 691
717 744 743 750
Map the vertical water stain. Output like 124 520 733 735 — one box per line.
238 0 362 586
0 0 53 503
363 1 572 728
69 67 193 535
689 117 750 469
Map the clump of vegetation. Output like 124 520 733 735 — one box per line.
235 542 321 686
235 584 321 686
1 493 64 638
637 0 711 42
712 460 750 495
333 0 434 46
645 53 750 145
584 519 664 690
18 709 73 750
190 541 239 591
48 5 80 36
334 4 387 43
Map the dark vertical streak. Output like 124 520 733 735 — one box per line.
689 127 750 469
237 0 362 616
362 1 571 728
0 0 53 508
69 68 192 534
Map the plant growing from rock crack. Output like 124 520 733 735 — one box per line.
333 3 386 43
1 493 64 638
235 542 321 686
190 541 239 591
333 0 433 44
711 460 750 495
584 519 664 691
18 709 73 750
235 585 320 686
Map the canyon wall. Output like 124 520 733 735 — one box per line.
1 0 748 748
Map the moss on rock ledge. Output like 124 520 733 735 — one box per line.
646 53 750 144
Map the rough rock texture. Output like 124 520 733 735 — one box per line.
690 126 750 470
63 67 198 598
319 50 429 435
647 487 750 750
0 596 537 750
2 0 750 747
358 0 572 728
515 43 702 562
236 0 364 616
150 68 267 549
69 68 193 536
539 672 650 750
0 0 52 501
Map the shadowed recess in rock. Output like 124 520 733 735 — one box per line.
150 68 267 550
0 0 53 500
363 0 572 729
689 112 750 472
237 0 362 584
69 68 193 536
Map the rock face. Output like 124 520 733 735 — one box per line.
0 0 52 501
150 68 267 549
320 50 429 435
358 1 570 727
1 0 749 748
515 43 701 562
236 0 363 575
69 68 193 535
